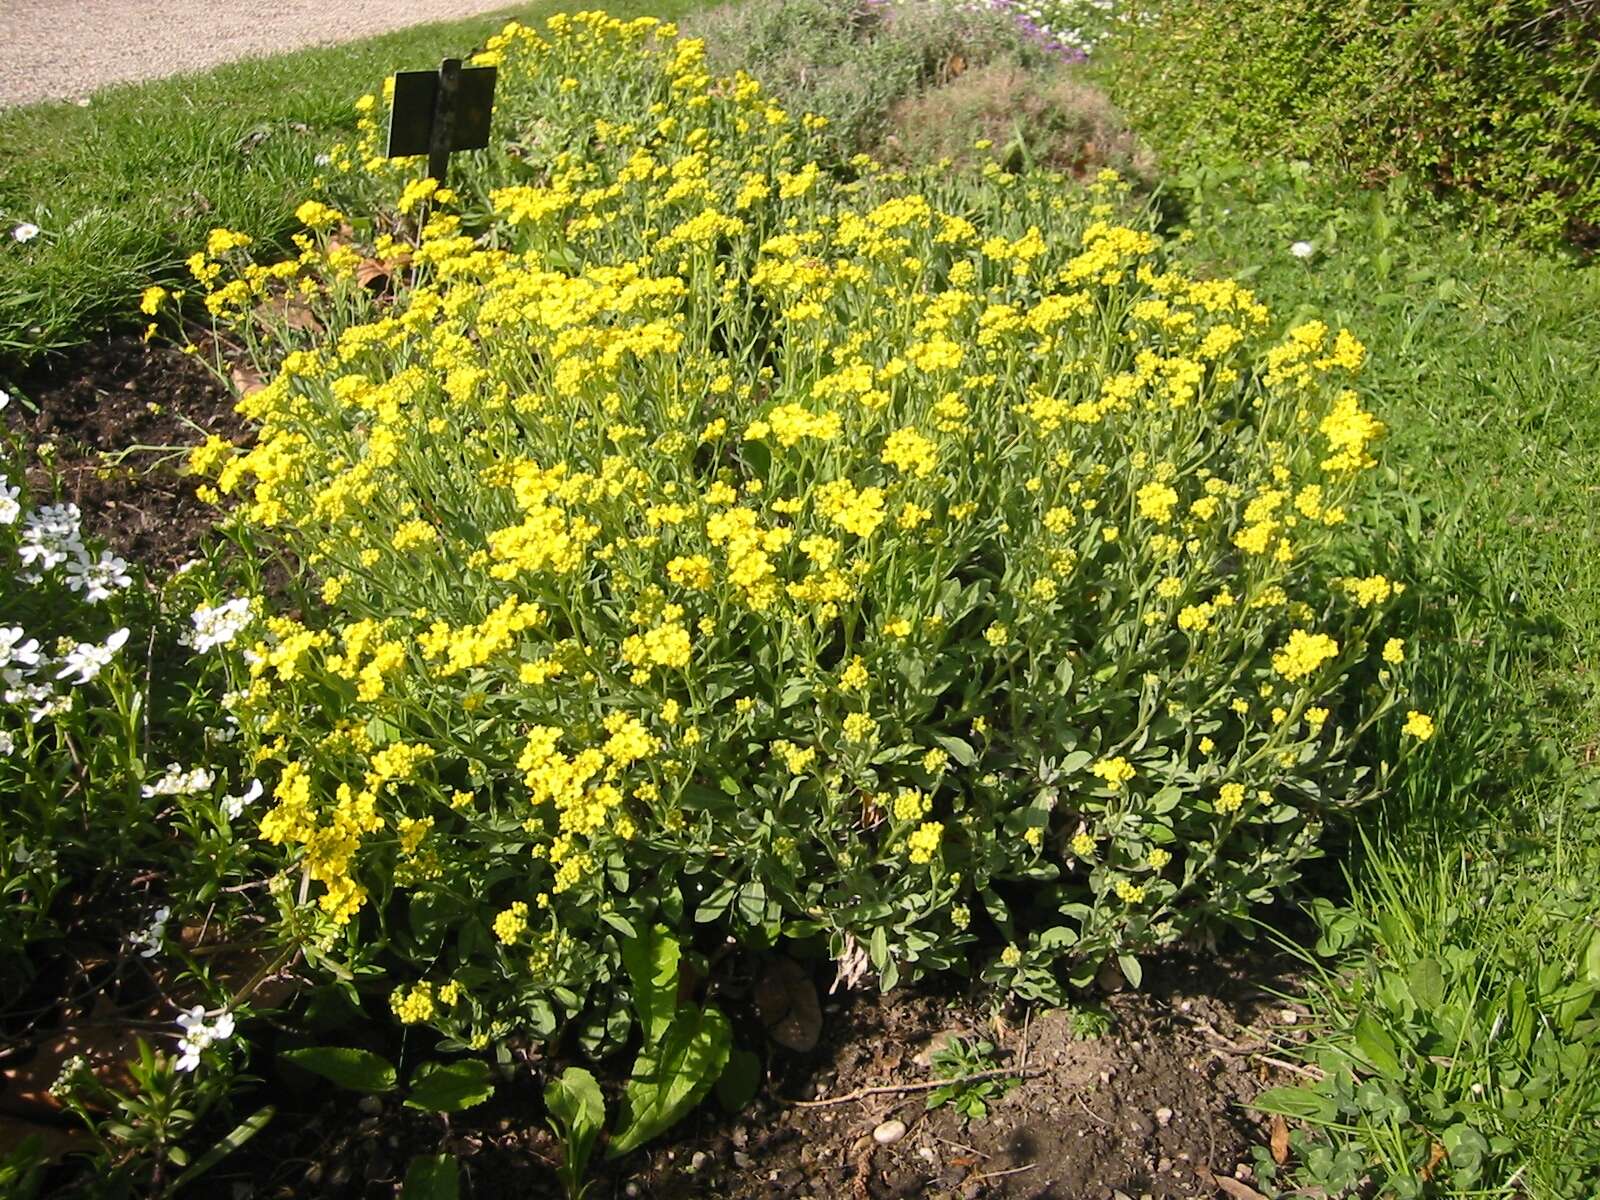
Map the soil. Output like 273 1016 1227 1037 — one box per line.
7 333 241 573
216 949 1297 1200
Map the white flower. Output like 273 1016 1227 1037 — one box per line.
174 1005 234 1072
11 223 40 243
18 503 83 570
187 597 252 652
30 692 71 724
0 731 14 756
0 388 10 409
0 478 19 525
56 627 130 685
141 763 216 798
4 678 50 705
65 549 133 603
0 626 41 673
129 906 170 957
221 779 263 819
1290 240 1315 259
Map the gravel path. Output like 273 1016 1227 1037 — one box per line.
0 1 521 109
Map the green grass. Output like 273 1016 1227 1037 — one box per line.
0 0 712 367
1136 152 1600 1196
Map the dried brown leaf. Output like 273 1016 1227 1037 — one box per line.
1270 1112 1291 1165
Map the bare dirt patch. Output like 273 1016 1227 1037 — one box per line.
222 951 1295 1199
8 334 238 572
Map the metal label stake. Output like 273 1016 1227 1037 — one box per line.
385 58 498 183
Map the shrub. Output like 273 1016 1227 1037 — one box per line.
172 12 1426 1050
882 58 1154 182
1100 0 1600 249
684 0 1043 154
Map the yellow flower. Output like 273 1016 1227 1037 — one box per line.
1402 710 1435 741
1217 783 1246 813
907 820 943 864
1272 629 1339 682
494 901 529 944
1091 756 1136 787
1383 637 1405 665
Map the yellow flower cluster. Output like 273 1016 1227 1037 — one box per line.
180 10 1425 1037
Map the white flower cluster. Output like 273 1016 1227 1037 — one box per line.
221 779 263 820
0 461 138 736
129 905 171 958
895 0 1118 56
141 763 216 799
187 597 253 652
174 1005 235 1072
6 492 132 602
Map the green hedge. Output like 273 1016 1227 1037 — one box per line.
1100 0 1600 247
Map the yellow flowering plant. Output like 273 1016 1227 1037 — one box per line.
175 11 1426 1043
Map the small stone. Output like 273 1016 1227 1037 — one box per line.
1128 1113 1153 1137
624 1183 641 1198
1234 1163 1254 1181
690 1151 709 1171
734 1152 752 1170
1155 1106 1174 1128
356 1095 383 1116
1157 1158 1172 1174
873 1119 908 1146
1279 1009 1300 1025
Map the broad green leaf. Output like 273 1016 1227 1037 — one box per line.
545 1067 606 1185
280 1047 396 1093
608 1005 732 1157
1352 1014 1401 1079
714 1048 762 1113
622 925 681 1047
932 734 977 767
401 1154 460 1200
1585 929 1600 986
1117 954 1143 990
404 1060 495 1113
1406 957 1445 1009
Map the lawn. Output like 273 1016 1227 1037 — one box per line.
0 0 713 365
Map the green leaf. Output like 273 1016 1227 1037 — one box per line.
1352 1014 1402 1079
1585 930 1600 986
401 1154 459 1200
170 1105 274 1191
1253 1085 1336 1121
404 1060 496 1113
932 734 977 767
607 1005 732 1157
545 1067 606 1186
1406 958 1445 1009
1116 954 1143 990
280 1047 396 1093
622 925 681 1047
714 1048 762 1113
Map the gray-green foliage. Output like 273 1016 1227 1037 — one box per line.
685 0 1043 153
